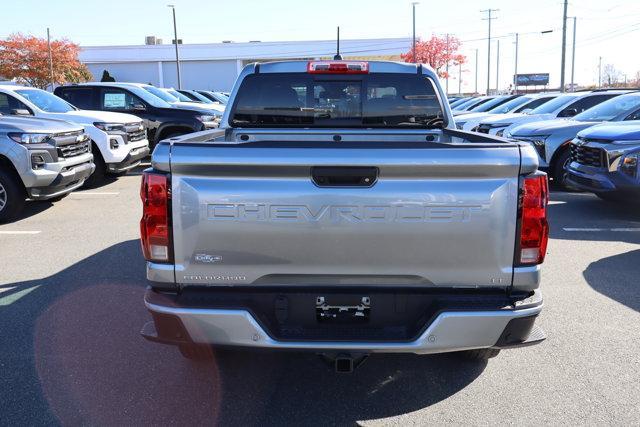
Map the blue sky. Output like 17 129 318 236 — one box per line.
3 0 640 91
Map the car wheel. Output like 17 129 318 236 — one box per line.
552 149 576 191
458 348 501 360
0 169 26 223
83 146 106 188
178 343 214 361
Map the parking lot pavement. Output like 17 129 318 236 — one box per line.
1 170 639 426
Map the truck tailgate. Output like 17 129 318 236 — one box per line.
170 143 520 288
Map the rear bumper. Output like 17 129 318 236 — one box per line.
142 288 544 354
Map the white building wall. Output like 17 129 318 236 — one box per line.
86 62 162 86
161 60 239 91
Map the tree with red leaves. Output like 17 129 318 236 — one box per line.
0 33 91 89
401 35 466 78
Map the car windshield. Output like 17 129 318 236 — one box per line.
488 96 532 114
188 91 215 103
529 94 579 114
15 89 75 113
453 98 481 110
167 89 193 102
469 96 514 113
573 94 640 122
231 72 444 128
122 85 173 108
213 92 229 104
143 86 179 103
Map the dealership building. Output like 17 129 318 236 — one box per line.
78 38 412 92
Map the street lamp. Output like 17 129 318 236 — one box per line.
167 4 182 89
412 2 419 63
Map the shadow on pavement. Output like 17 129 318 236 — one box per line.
2 199 53 223
547 191 640 244
0 239 486 426
583 249 640 313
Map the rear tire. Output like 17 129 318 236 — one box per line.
83 145 106 188
0 169 26 223
178 343 214 361
459 348 501 360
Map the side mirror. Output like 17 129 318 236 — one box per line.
11 108 32 116
559 108 578 118
132 103 146 111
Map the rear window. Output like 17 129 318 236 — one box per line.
230 73 443 128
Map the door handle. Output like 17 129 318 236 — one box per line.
311 166 378 187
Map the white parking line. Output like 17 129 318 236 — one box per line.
0 230 42 235
563 227 640 232
71 192 120 196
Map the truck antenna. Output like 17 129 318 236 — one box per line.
334 26 343 60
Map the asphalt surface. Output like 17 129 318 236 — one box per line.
1 167 639 426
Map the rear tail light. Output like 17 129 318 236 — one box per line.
140 171 172 263
518 174 549 265
307 61 369 74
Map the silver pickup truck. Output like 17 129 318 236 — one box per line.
140 60 549 371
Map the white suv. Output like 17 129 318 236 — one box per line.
0 85 150 185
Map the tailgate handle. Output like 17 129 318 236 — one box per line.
311 166 378 187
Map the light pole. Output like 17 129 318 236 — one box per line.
445 33 450 94
47 28 54 91
570 17 577 91
495 39 500 93
168 4 182 89
481 9 498 95
475 48 478 94
560 0 568 92
514 33 518 94
412 2 419 63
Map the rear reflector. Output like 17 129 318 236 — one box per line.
307 61 369 74
140 171 172 263
518 174 549 265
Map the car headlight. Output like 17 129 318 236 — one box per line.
197 115 221 128
621 153 639 178
93 122 126 133
7 132 52 144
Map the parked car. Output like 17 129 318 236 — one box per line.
474 89 631 136
507 92 640 188
452 94 520 116
55 83 221 150
135 84 225 115
139 60 548 368
456 93 559 131
449 97 472 108
196 90 229 105
177 89 224 106
1 85 149 186
0 114 94 221
566 121 640 202
452 95 498 112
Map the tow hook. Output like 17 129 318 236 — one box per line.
319 352 370 373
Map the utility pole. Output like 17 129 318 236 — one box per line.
598 56 602 88
570 17 577 92
458 62 462 95
412 2 419 63
481 9 498 95
47 28 54 91
496 39 500 93
514 33 519 94
475 48 478 94
445 33 450 94
560 0 568 92
168 5 182 89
